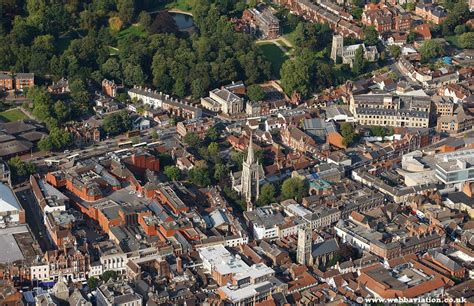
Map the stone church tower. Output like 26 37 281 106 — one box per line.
297 225 313 265
241 134 260 210
331 34 344 62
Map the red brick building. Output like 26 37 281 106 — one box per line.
131 152 160 172
0 72 14 90
102 79 117 98
15 73 34 89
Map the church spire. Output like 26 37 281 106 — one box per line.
247 132 255 164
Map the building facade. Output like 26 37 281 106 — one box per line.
350 94 431 128
240 136 261 208
331 35 378 67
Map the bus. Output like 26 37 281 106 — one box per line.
44 159 61 166
146 141 162 147
66 153 80 160
113 148 130 154
132 142 147 148
118 140 133 148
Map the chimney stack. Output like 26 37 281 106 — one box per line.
176 257 183 274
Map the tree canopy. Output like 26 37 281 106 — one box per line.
7 157 36 183
341 123 356 147
281 177 307 202
164 165 181 181
352 45 366 75
247 84 265 102
419 40 445 62
363 26 379 46
103 111 132 136
0 0 271 100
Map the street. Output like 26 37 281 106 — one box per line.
15 187 53 251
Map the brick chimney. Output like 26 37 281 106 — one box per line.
176 256 183 274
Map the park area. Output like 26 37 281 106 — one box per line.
258 43 290 79
0 108 28 122
148 0 195 12
117 25 147 42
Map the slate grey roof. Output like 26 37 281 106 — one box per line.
312 238 339 258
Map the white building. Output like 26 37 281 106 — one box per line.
435 149 474 185
207 88 244 115
30 264 50 282
0 182 23 226
334 220 372 252
128 86 202 119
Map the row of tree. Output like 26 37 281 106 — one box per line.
0 0 272 101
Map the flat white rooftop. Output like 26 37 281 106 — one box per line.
0 225 30 263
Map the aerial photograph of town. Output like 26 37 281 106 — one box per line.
0 0 473 305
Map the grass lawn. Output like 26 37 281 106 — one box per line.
276 39 292 49
148 0 195 12
117 25 146 42
55 30 85 53
258 43 289 79
167 0 195 12
0 108 28 122
445 35 462 49
281 24 298 46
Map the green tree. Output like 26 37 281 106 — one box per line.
352 7 363 20
69 79 91 115
103 111 132 136
280 56 312 97
407 32 417 43
87 277 99 290
138 11 151 29
454 24 466 35
164 165 181 181
205 127 218 142
341 122 356 147
405 2 415 11
419 40 445 62
281 177 307 202
48 128 73 150
7 157 36 183
352 45 365 75
38 136 53 151
188 164 211 187
117 0 135 24
370 126 387 137
101 270 118 282
387 45 401 59
101 57 123 83
257 183 276 206
53 101 70 123
207 142 219 159
191 78 207 99
459 32 474 49
247 84 265 102
363 26 379 46
123 63 146 86
183 132 201 148
214 163 228 181
231 150 245 170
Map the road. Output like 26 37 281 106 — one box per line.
24 125 177 166
15 187 53 251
